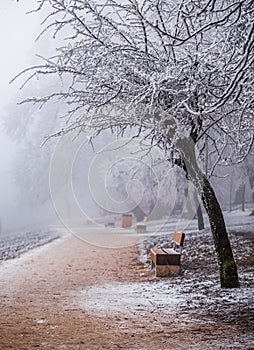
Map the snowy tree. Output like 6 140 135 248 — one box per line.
106 156 177 221
106 159 157 220
17 0 254 287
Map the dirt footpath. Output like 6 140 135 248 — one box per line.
0 232 156 350
0 230 253 350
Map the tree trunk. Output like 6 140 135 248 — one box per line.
193 190 205 230
197 204 205 231
241 184 245 212
229 178 233 212
199 176 239 288
178 138 239 288
132 205 146 222
249 178 254 215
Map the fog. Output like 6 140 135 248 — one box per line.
0 1 58 231
0 1 107 232
0 1 252 235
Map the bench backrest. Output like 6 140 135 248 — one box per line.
172 231 185 250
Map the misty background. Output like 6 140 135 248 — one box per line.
0 1 118 232
0 1 253 234
0 1 54 231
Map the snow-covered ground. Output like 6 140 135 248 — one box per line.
80 229 253 319
0 209 253 348
77 210 254 349
142 208 254 236
0 225 66 260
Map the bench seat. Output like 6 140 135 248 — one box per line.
150 248 181 266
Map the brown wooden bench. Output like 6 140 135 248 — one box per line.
150 231 185 277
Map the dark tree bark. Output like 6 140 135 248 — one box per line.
241 184 246 212
193 190 205 230
178 139 239 288
132 205 146 222
199 176 239 288
196 204 205 231
248 176 254 216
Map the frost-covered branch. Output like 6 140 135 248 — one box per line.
15 0 254 173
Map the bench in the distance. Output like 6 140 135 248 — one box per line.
135 223 147 233
150 231 185 277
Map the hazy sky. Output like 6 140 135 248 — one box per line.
0 1 48 229
0 1 41 105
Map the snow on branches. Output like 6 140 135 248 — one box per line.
15 0 254 171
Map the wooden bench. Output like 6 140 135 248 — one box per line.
135 223 147 233
105 222 115 228
121 214 132 228
150 231 185 277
